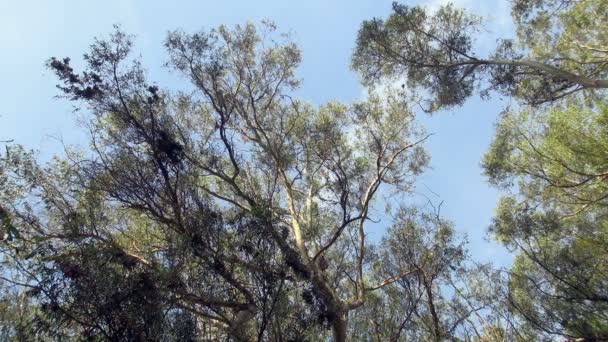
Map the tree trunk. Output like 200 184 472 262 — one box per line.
331 311 348 342
423 278 442 342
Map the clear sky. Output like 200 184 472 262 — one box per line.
0 0 515 266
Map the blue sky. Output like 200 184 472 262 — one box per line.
0 0 515 266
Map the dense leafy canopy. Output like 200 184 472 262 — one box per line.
1 0 607 341
353 0 608 110
0 23 446 341
483 101 608 340
353 0 608 341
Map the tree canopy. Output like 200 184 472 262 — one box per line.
1 0 607 341
354 0 608 340
353 0 608 110
0 23 438 341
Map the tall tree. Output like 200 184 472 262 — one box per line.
0 23 429 341
483 102 608 340
348 206 467 341
354 1 608 340
352 0 608 110
346 206 534 342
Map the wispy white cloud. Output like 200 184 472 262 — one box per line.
359 77 408 101
424 0 474 13
419 0 515 55
423 0 513 32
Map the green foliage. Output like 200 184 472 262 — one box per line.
353 3 481 110
484 101 608 215
353 0 608 339
0 22 432 341
3 1 606 339
0 207 19 241
353 0 608 109
483 102 608 339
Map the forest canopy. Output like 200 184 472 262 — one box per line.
1 0 607 341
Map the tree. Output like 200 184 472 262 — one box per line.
6 2 606 338
348 206 467 341
483 102 608 340
346 206 534 342
0 23 430 341
352 0 608 110
354 1 608 340
1 135 297 340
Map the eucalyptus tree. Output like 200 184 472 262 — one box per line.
482 102 608 340
353 1 608 340
346 206 535 342
347 206 468 341
0 90 293 340
0 22 430 341
352 0 608 110
163 22 430 340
